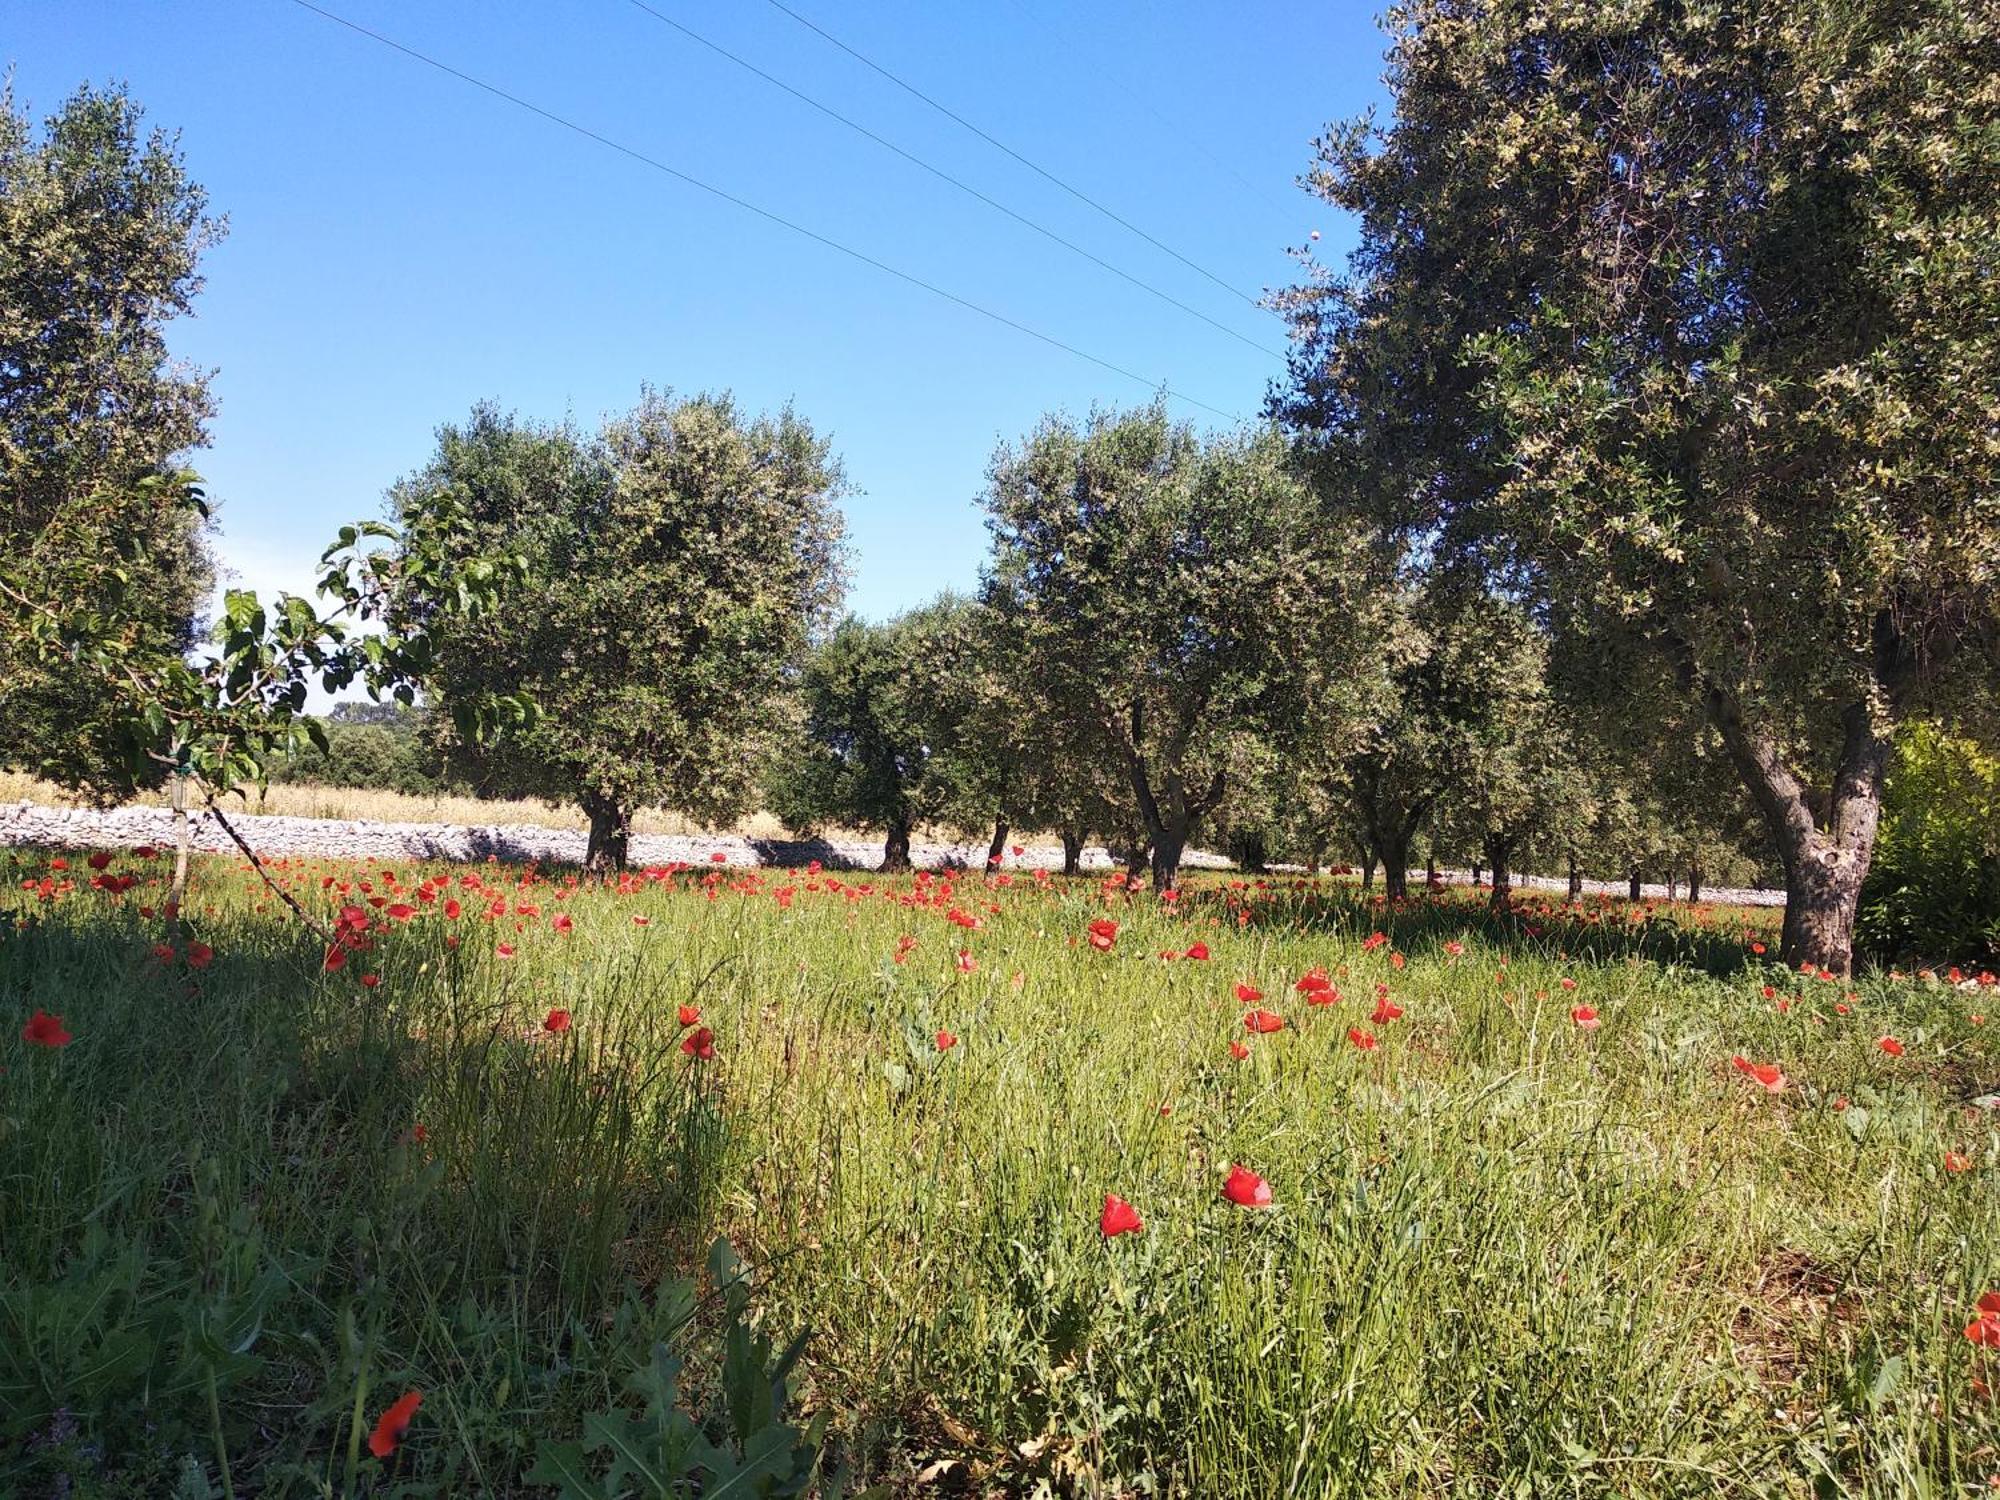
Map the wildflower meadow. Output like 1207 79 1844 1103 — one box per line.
6 0 1998 1493
5 844 1997 1495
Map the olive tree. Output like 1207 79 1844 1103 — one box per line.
767 596 983 871
1276 0 1999 972
393 393 847 872
0 82 219 796
981 403 1376 892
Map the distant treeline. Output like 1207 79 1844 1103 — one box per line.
268 703 457 798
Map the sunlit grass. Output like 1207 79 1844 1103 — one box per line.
1 847 1993 1496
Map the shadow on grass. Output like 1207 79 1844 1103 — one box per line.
1189 879 1768 979
0 910 742 1479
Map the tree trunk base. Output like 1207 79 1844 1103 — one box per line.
584 796 630 877
881 821 913 874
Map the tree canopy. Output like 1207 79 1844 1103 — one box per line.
769 596 988 870
392 393 848 871
0 81 219 797
980 403 1380 890
1275 0 2000 972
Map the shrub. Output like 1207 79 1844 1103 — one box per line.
1858 723 2000 965
269 712 449 797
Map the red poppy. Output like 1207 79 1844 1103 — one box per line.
1570 1005 1599 1030
368 1389 422 1459
955 951 976 974
323 945 347 973
1087 918 1119 952
22 1009 72 1047
681 1026 715 1060
1361 931 1388 952
1730 1055 1786 1093
444 898 462 919
186 941 214 970
496 943 516 959
1228 1039 1250 1060
633 915 651 927
1295 969 1331 994
935 1029 958 1051
552 913 573 934
1242 1009 1285 1034
677 1004 700 1027
1347 1027 1378 1051
1234 983 1263 1004
543 1008 572 1034
1370 997 1403 1024
1947 1151 1972 1173
1967 1311 2000 1348
1222 1164 1272 1208
1100 1193 1143 1237
1184 941 1210 961
86 851 112 871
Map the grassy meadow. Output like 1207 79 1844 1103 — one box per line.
3 844 1998 1497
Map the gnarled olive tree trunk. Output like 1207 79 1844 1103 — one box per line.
1119 703 1224 893
1483 834 1515 913
1700 676 1895 978
1674 617 1910 977
582 791 630 877
881 817 913 873
1060 824 1083 877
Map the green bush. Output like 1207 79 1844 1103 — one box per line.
1858 723 2000 966
268 712 449 797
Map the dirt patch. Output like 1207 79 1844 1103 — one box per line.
1729 1247 1863 1393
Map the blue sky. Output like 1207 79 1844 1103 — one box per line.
12 0 1385 620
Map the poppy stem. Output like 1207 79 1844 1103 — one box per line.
341 1368 368 1498
206 1364 236 1500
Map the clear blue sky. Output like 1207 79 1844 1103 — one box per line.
11 0 1386 619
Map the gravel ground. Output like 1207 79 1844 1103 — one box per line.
0 798 1784 904
0 799 1224 874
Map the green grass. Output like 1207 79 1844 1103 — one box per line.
2 847 1996 1497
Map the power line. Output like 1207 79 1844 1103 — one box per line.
999 0 1304 227
620 0 1283 361
282 0 1245 423
761 0 1267 310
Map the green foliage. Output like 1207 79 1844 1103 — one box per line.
980 402 1379 887
0 81 220 798
393 394 847 860
5 847 1997 1494
0 87 531 824
529 1240 864 1498
1860 724 2000 964
767 597 984 859
1277 0 2000 970
270 708 449 797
